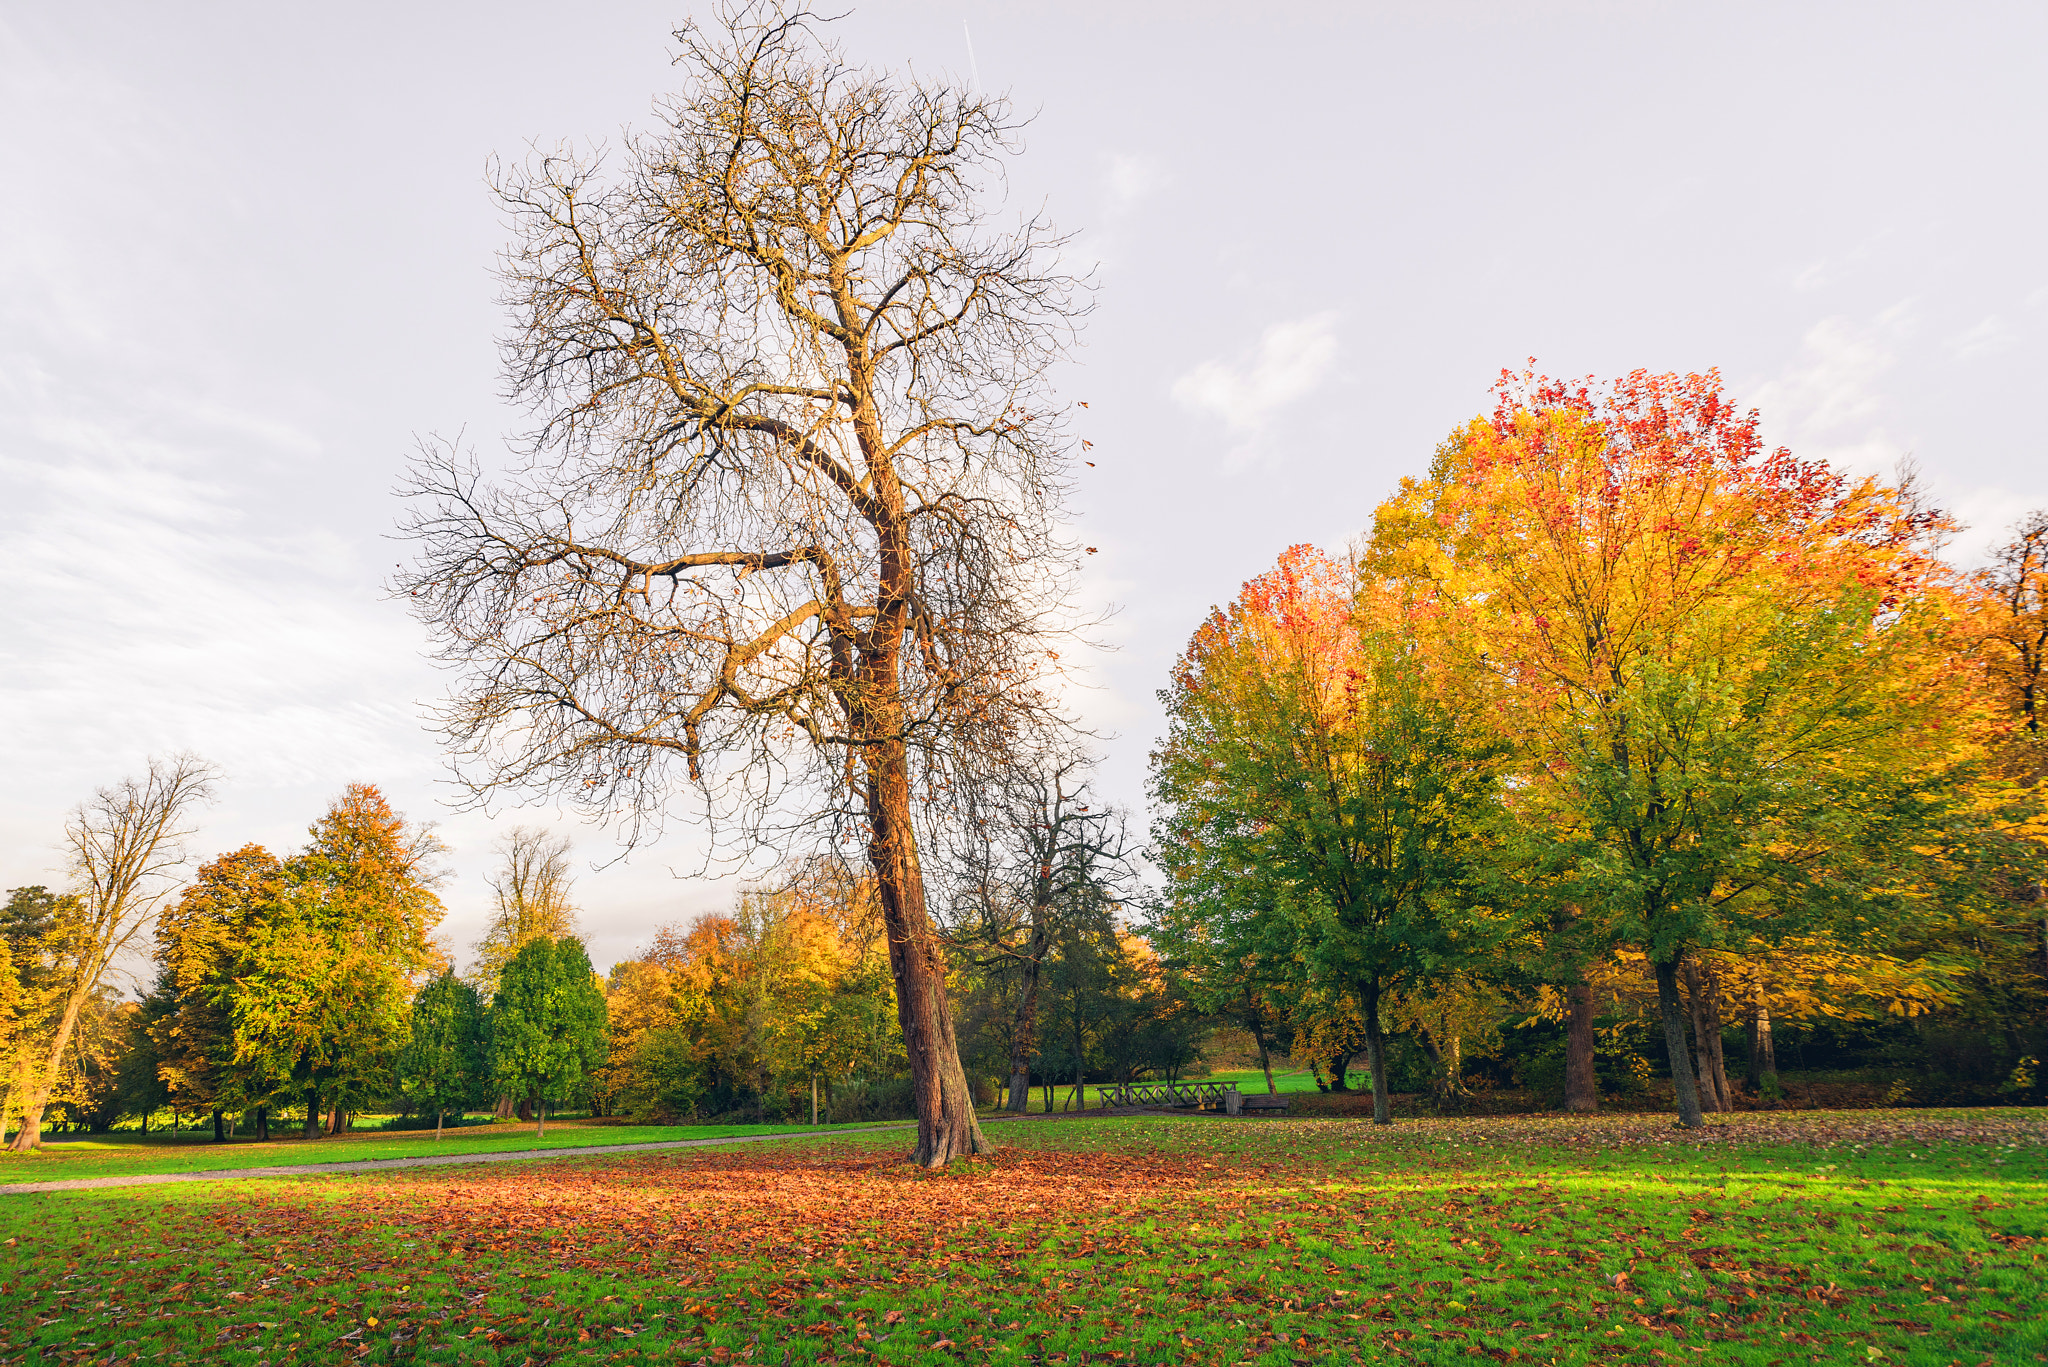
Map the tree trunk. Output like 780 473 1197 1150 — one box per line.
1680 961 1722 1112
536 1098 545 1139
1327 1048 1353 1093
1701 963 1733 1105
1362 979 1390 1125
496 1095 515 1119
516 1097 532 1122
212 1109 224 1142
256 1106 268 1141
1745 1005 1761 1091
303 1089 321 1140
1655 958 1706 1128
1566 981 1599 1113
435 1106 445 1141
864 748 991 1167
1004 956 1044 1113
1251 1020 1277 1095
1756 979 1779 1091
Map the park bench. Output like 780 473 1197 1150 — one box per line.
1239 1093 1291 1115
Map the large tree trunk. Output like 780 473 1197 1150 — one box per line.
1683 961 1733 1111
1361 979 1390 1125
1680 961 1723 1112
256 1106 269 1142
865 745 991 1167
302 1088 321 1140
212 1109 224 1142
1566 981 1599 1113
1655 958 1706 1128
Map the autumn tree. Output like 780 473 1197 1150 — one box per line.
1151 548 1505 1124
9 754 217 1151
397 5 1084 1165
1371 367 1986 1127
490 936 608 1136
228 784 445 1137
150 844 287 1138
1979 509 2048 758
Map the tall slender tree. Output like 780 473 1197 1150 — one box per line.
9 755 217 1151
946 756 1133 1112
472 826 581 998
397 5 1085 1164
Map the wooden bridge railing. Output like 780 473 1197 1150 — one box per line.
1100 1080 1242 1111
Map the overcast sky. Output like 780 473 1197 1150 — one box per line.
4 0 2043 979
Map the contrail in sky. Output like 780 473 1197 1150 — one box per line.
963 20 982 92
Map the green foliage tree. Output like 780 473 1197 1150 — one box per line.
1151 547 1505 1124
396 971 486 1139
490 936 608 1137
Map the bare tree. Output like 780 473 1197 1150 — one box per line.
473 826 582 996
9 754 217 1150
945 756 1133 1112
1983 509 2048 744
396 4 1084 1165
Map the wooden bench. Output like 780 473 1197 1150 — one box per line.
1240 1093 1291 1114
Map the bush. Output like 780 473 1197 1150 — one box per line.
379 1113 494 1132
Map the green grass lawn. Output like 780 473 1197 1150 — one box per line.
0 1118 905 1183
0 1108 2041 1365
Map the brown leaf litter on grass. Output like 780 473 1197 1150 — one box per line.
179 1110 2045 1290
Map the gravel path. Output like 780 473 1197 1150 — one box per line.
0 1122 928 1196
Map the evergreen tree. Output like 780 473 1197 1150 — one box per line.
396 971 486 1139
489 936 607 1137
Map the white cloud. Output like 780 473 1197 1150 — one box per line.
1100 152 1165 218
1945 315 2021 363
1745 303 1914 475
1170 311 1341 440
